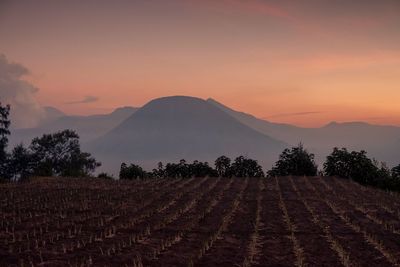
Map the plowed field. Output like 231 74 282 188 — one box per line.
1 176 400 266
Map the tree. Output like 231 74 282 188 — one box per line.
323 147 352 179
156 162 165 177
324 148 379 185
188 160 217 177
0 103 10 179
388 164 400 191
164 159 190 178
119 163 147 179
7 144 33 181
119 163 128 179
152 162 165 178
392 164 400 179
215 156 231 177
161 159 217 178
374 161 393 189
30 130 101 177
231 156 264 177
164 162 179 178
267 144 317 177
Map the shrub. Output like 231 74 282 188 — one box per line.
267 144 317 177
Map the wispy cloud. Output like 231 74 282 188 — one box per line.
65 95 99 104
264 111 322 119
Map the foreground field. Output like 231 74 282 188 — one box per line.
1 177 400 267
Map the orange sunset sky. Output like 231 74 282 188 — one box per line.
1 0 400 127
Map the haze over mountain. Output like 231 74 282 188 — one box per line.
41 106 66 124
89 96 286 172
208 98 400 166
9 106 138 147
7 95 400 174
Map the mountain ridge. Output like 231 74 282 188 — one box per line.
9 106 138 147
207 98 400 166
89 96 286 172
7 96 400 174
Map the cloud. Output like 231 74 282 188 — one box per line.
65 95 99 104
264 111 322 119
0 54 45 128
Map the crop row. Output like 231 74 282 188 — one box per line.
1 177 400 266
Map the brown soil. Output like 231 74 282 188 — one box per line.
0 176 399 266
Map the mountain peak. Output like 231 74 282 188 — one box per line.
206 97 218 103
91 95 285 171
44 106 65 117
111 106 138 115
147 95 205 105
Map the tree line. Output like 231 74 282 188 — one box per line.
265 144 400 191
1 102 400 192
119 155 264 179
118 144 400 192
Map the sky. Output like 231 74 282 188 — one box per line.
0 0 400 127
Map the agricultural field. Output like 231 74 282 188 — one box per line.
1 176 400 267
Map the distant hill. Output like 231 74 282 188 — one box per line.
8 96 400 174
41 106 66 124
9 106 138 147
207 98 400 166
89 96 286 172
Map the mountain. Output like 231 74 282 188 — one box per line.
207 98 305 143
9 96 400 174
9 106 138 147
207 98 400 166
41 106 66 124
89 96 286 172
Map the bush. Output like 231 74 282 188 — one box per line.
324 148 379 185
267 144 317 177
323 147 400 191
119 163 148 179
161 159 217 178
230 156 264 177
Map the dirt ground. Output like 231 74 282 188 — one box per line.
0 176 399 266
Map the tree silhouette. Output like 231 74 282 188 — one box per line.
231 156 264 177
324 147 380 185
392 164 400 179
30 130 101 177
189 160 217 177
389 164 400 191
0 103 10 179
152 159 218 178
119 163 147 179
164 159 189 178
215 156 231 177
152 162 165 178
7 144 33 181
267 144 317 177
